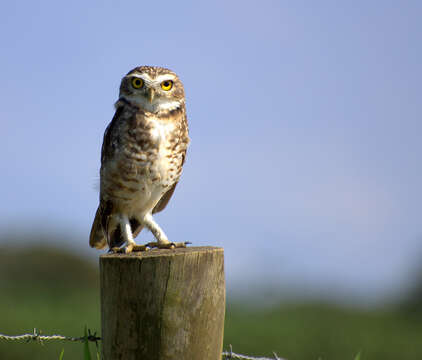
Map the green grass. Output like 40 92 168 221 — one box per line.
224 303 422 359
0 246 101 360
0 246 421 359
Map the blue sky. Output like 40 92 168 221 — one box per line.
1 1 421 305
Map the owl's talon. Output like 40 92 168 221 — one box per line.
132 244 148 252
109 244 147 253
146 241 190 249
123 243 148 253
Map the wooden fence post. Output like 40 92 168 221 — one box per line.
100 246 225 360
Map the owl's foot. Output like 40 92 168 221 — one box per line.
147 241 191 249
110 243 148 254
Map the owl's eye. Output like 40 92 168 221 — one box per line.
131 77 144 89
161 80 173 91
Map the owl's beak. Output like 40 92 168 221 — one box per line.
148 88 155 103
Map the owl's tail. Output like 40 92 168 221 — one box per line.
89 206 107 249
89 205 145 250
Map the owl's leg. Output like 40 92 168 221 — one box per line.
111 215 147 253
143 213 189 249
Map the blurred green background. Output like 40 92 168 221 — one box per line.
1 239 422 360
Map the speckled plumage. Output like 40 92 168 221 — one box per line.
89 66 189 252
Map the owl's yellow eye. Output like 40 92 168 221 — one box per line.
161 80 173 91
131 77 144 89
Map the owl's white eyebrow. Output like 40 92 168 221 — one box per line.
155 74 176 82
126 74 154 87
127 74 150 81
128 74 176 82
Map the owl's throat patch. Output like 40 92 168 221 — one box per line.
120 95 182 114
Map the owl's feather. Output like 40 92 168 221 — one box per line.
89 205 106 249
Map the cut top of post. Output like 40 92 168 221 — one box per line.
100 246 223 259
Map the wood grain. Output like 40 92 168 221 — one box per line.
100 246 225 360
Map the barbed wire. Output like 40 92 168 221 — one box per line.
0 328 100 345
0 331 284 359
222 353 283 360
223 345 285 360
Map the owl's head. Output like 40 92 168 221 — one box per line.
118 66 185 113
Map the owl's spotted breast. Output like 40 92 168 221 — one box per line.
100 101 188 213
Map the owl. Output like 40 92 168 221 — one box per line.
89 66 190 253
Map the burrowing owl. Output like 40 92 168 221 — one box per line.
89 66 190 253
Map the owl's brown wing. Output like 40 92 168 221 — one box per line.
152 150 186 214
101 106 123 166
90 107 125 249
153 182 178 214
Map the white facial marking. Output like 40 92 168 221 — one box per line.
127 74 153 86
127 73 176 86
155 74 177 82
121 95 181 113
